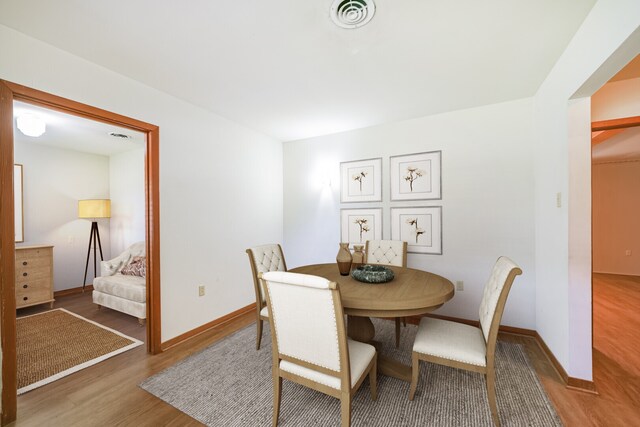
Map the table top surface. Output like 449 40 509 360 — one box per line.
290 263 454 316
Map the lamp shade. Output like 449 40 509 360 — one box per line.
78 199 111 219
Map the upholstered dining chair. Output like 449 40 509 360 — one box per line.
408 256 522 426
364 240 408 347
260 271 377 427
246 244 287 350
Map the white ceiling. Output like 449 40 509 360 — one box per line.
13 101 145 156
592 127 640 163
0 0 597 141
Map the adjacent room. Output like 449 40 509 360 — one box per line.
13 101 148 394
0 1 639 426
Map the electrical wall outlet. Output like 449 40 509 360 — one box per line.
198 285 205 296
625 250 632 256
456 281 464 291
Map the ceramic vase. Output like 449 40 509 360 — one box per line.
336 243 352 276
352 245 365 270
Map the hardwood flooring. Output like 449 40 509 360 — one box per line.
10 275 640 426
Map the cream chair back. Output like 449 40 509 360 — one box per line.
247 244 287 302
365 240 407 267
262 271 346 375
478 256 522 343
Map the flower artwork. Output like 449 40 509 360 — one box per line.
352 170 368 192
406 218 425 243
403 166 425 192
354 218 371 242
392 207 442 254
390 151 441 201
341 208 382 246
340 158 382 203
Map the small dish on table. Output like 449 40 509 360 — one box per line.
350 264 394 284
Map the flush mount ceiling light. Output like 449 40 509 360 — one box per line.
16 114 46 137
331 0 376 29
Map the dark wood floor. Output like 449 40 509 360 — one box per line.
11 275 640 426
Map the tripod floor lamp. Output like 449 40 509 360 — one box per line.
78 199 111 291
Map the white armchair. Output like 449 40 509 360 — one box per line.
261 271 377 427
409 256 522 426
93 242 146 324
246 244 287 350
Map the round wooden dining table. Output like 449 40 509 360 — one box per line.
290 263 455 381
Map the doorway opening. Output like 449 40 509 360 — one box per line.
0 80 161 425
590 55 640 420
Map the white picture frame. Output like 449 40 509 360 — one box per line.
340 208 382 247
391 206 442 254
340 157 382 203
390 151 441 201
14 164 24 243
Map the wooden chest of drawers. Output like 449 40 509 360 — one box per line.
15 245 55 309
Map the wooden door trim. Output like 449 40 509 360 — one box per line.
0 80 162 425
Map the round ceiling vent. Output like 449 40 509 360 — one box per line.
108 132 132 139
331 0 376 29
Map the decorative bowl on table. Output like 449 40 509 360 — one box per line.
350 264 394 284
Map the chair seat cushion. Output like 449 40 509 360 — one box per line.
413 317 487 367
280 339 375 389
93 274 146 303
260 306 269 318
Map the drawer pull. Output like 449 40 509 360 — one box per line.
23 297 28 301
23 272 28 277
23 261 27 266
23 284 28 289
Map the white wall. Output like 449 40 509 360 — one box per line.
109 148 145 257
14 142 111 291
284 98 536 329
592 160 640 275
534 0 640 380
592 76 640 121
0 24 284 341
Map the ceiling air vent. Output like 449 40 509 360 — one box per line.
331 0 376 29
108 132 132 139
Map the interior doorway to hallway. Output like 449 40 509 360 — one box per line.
589 55 640 423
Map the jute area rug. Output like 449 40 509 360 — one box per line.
141 319 562 426
18 308 143 394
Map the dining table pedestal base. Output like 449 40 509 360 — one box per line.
347 315 376 342
347 315 412 382
375 349 412 382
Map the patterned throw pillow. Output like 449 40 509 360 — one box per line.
120 256 146 277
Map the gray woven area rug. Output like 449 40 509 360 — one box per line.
140 319 562 426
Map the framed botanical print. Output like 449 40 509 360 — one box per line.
340 208 382 247
340 157 382 203
391 206 442 254
390 151 441 201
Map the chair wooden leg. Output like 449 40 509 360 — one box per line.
256 318 263 350
486 367 500 426
409 352 419 400
369 357 377 401
340 393 351 427
272 375 282 427
395 318 401 348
